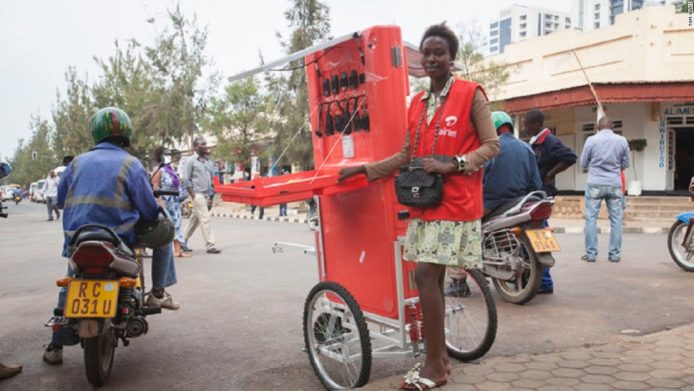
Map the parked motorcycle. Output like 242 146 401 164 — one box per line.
480 191 558 305
45 191 177 387
667 211 694 272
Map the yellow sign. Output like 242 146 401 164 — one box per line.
526 229 561 253
65 280 119 318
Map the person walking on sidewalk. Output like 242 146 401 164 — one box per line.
523 108 577 294
43 170 60 221
580 116 630 263
181 137 221 254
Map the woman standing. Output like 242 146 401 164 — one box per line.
152 146 190 258
339 23 499 390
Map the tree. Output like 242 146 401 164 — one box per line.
455 22 510 97
92 39 157 160
7 116 57 187
206 77 272 164
143 4 218 152
269 0 331 170
52 67 95 158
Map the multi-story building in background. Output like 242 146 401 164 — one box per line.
572 0 682 31
487 5 694 194
488 5 572 55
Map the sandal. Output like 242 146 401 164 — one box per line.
399 363 447 391
176 252 191 258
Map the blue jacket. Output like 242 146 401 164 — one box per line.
531 131 577 196
483 133 542 210
57 143 159 256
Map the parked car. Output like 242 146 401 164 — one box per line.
33 180 46 203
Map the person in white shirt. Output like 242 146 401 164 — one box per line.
43 170 60 221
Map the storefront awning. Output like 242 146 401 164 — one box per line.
501 82 694 114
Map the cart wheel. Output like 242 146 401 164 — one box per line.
303 281 372 390
444 268 497 362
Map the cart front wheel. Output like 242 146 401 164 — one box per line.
444 268 497 362
303 281 371 390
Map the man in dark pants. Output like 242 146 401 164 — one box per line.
523 109 577 294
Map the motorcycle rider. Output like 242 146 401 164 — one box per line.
43 107 179 365
448 112 542 295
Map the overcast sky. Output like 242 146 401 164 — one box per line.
0 0 571 159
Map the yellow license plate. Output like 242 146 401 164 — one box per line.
65 280 119 318
526 229 561 252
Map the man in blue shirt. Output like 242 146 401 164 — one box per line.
523 109 577 294
580 116 630 263
43 107 179 365
483 111 542 213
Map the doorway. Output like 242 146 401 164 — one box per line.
674 127 694 190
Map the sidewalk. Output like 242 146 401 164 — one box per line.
359 323 694 391
210 202 673 234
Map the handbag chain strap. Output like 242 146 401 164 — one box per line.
410 95 448 162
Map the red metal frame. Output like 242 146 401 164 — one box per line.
216 26 419 319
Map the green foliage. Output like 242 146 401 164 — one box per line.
268 0 331 170
206 77 272 164
9 2 216 176
7 116 57 187
628 138 647 152
455 22 510 96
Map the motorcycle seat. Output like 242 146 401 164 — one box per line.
74 230 121 246
483 194 544 222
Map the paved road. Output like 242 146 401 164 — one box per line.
1 202 693 390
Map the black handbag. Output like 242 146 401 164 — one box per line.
395 98 448 208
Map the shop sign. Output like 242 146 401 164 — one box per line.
658 116 665 168
663 106 694 116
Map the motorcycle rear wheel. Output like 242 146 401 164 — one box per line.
491 235 543 305
667 220 694 272
83 320 116 387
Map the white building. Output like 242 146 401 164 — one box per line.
489 5 573 55
572 0 683 31
487 5 694 194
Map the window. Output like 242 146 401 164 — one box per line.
490 22 499 29
565 17 571 24
594 3 601 10
520 14 527 20
520 22 526 29
520 31 527 37
490 37 498 44
594 20 600 28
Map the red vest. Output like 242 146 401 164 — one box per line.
407 79 484 222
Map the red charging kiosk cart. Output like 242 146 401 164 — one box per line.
216 26 496 390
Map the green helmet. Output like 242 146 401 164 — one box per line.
491 111 514 132
135 208 175 248
90 107 133 147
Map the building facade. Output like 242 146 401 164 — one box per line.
571 0 683 31
489 5 573 55
487 5 694 194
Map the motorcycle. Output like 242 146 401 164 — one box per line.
0 199 7 218
45 190 177 387
480 191 558 304
13 193 21 205
667 211 694 272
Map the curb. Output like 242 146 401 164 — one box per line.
211 212 308 224
210 212 670 234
